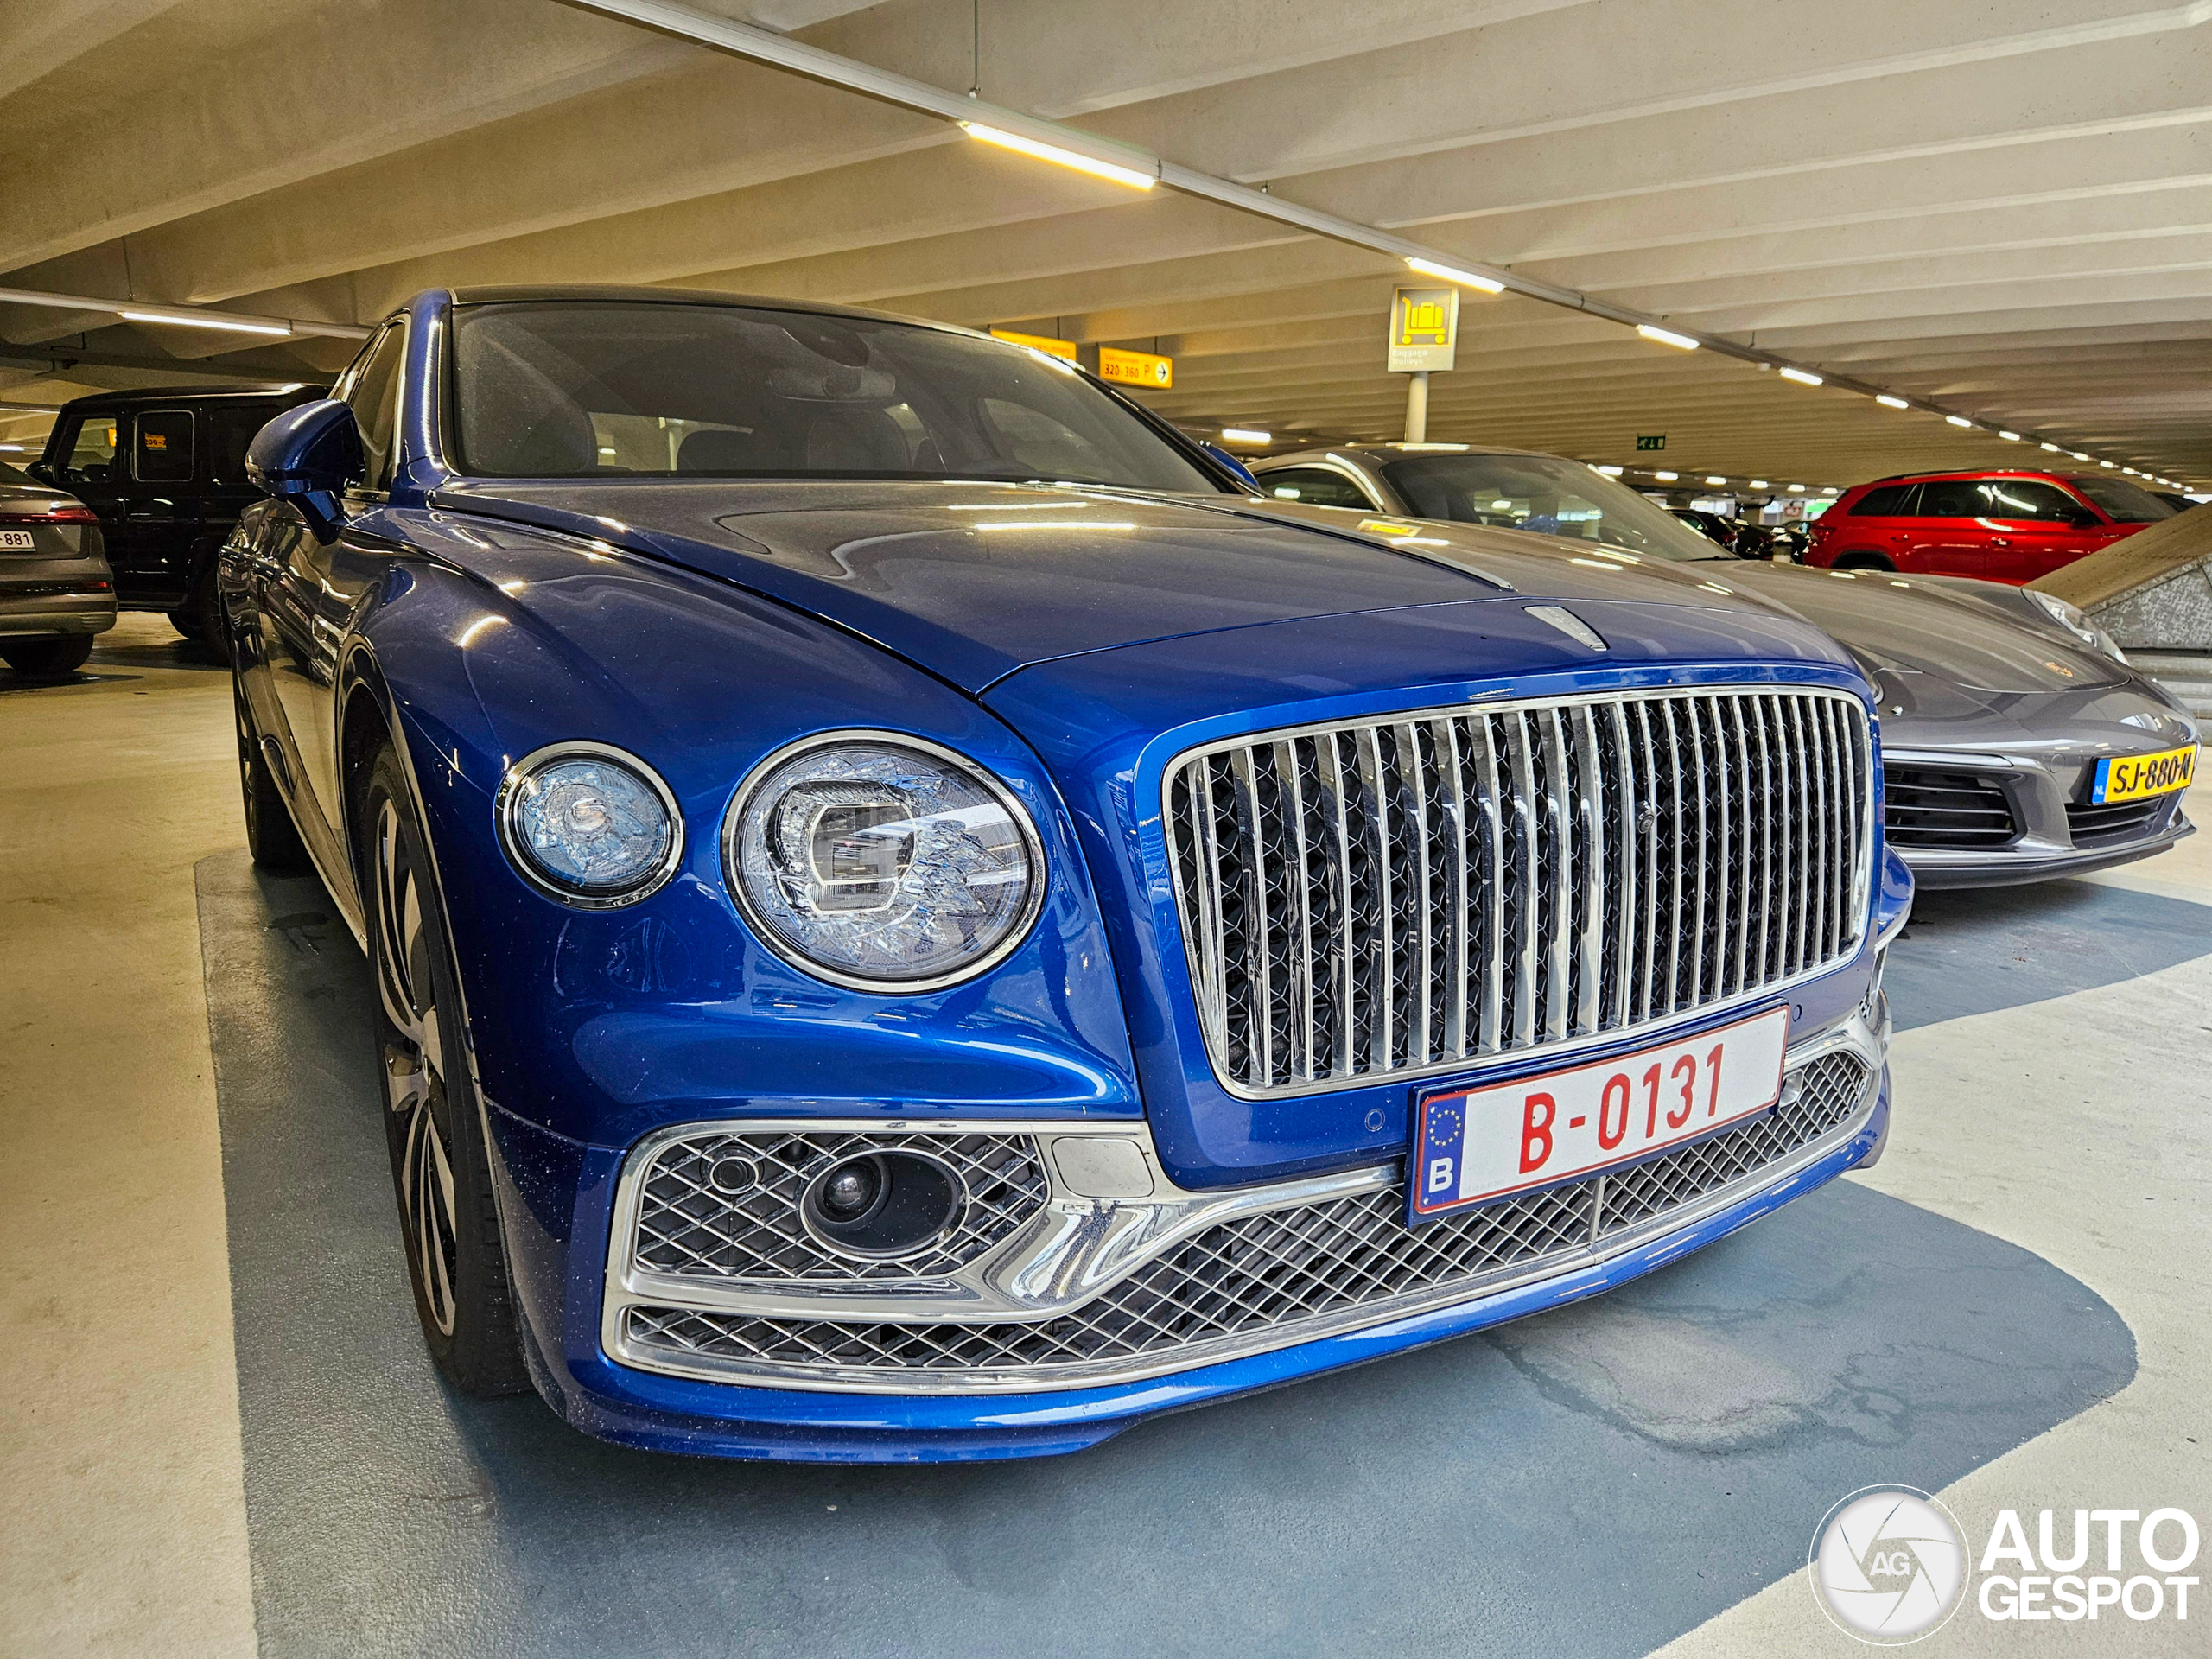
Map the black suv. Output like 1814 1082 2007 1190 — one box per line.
29 385 322 651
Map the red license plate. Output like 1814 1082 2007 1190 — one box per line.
1408 1006 1790 1222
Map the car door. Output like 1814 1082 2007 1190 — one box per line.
121 406 204 606
1972 479 2102 583
1896 478 1990 576
255 321 406 852
44 409 139 591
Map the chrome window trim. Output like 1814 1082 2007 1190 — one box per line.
494 739 687 910
601 1013 1885 1395
718 728 1048 995
1161 684 1876 1101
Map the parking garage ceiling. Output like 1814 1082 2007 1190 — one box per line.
3 0 2209 490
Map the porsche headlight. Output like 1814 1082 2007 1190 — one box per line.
725 734 1044 991
2024 588 2128 663
498 742 683 906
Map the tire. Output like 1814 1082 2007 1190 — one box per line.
1834 552 1895 572
186 559 232 664
358 741 530 1396
233 680 312 872
0 633 94 677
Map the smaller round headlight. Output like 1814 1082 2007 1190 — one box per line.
498 742 683 906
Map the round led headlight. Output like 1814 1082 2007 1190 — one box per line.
723 733 1044 992
497 741 683 907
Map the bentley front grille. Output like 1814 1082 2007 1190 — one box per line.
620 1049 1872 1384
1163 688 1872 1097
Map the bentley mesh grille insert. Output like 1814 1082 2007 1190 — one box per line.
623 1050 1869 1381
1883 766 2018 850
632 1128 1048 1281
1163 689 1873 1096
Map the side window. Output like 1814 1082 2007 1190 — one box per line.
1977 480 2083 523
56 413 120 487
207 404 281 485
1914 480 1986 518
1260 467 1374 510
134 409 195 483
343 324 407 492
1850 483 1914 516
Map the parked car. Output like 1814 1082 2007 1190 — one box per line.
1250 445 2197 888
29 384 323 653
0 462 115 677
2149 490 2200 513
225 287 1904 1461
1770 521 1813 562
1807 469 2173 582
1669 506 1770 557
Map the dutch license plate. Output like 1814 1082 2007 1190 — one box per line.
1408 1005 1790 1224
2091 746 2196 805
0 531 35 550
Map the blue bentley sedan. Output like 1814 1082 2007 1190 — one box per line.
225 287 1908 1461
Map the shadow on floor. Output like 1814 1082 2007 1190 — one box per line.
1885 876 2212 1032
197 851 2135 1659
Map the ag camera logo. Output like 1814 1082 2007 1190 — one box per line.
1809 1485 1968 1643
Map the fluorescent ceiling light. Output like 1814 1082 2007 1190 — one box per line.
1822 487 1840 495
1787 484 1806 493
121 308 290 337
1595 465 1624 477
1704 476 1726 486
1636 324 1700 351
2070 451 2090 461
1999 431 2022 442
1219 428 1271 444
959 122 1154 190
1395 441 1469 451
1653 471 1679 481
1750 480 1770 489
1875 395 1910 410
1945 415 1973 429
1404 257 1505 295
2099 460 2116 468
1778 367 1822 386
2040 442 2060 452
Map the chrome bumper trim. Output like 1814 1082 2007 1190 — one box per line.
601 1007 1887 1395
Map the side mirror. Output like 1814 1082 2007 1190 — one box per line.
1199 441 1262 492
245 398 362 543
23 459 53 486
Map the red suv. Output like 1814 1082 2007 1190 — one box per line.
1808 469 2174 582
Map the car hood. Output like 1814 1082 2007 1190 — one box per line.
1715 562 2128 697
431 479 1521 692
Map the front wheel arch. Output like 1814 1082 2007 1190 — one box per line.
1833 551 1897 572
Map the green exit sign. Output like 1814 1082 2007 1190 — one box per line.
1636 435 1667 451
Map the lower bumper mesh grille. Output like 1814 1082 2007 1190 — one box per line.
623 1049 1872 1384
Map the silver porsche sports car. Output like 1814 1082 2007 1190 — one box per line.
1252 445 2198 887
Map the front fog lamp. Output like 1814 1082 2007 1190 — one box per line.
725 734 1043 991
498 742 683 906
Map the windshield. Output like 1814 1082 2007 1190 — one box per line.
1377 452 1727 561
450 301 1220 492
2064 474 2172 524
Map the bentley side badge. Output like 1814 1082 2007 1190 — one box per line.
1525 603 1607 652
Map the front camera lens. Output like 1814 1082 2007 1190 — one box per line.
820 1160 881 1220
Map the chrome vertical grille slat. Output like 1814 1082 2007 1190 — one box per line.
1165 688 1872 1099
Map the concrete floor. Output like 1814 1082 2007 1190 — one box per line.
2 613 2207 1657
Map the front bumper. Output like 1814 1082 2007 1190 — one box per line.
1885 745 2195 889
494 1001 1890 1461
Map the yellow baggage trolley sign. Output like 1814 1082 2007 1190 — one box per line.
2090 745 2196 804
